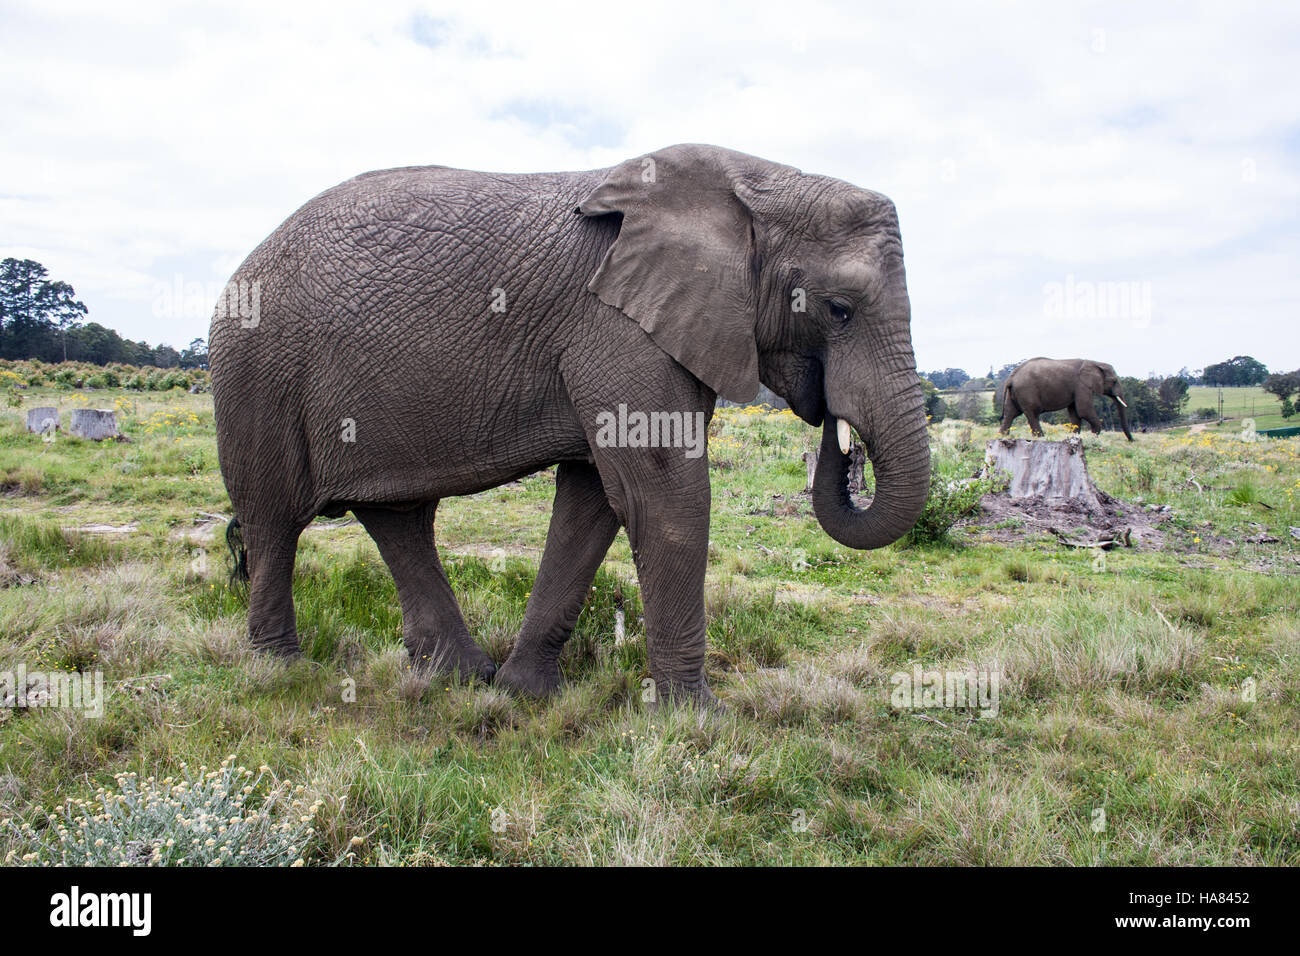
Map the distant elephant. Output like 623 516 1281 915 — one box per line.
210 144 931 706
999 357 1133 441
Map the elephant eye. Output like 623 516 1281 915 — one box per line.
827 299 853 322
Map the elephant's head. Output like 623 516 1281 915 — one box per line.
578 144 931 549
1084 361 1133 441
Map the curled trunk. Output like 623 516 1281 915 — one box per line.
812 382 931 550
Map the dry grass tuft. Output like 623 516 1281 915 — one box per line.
729 665 864 726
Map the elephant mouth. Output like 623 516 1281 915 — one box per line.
786 355 826 426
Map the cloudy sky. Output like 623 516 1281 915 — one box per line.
2 0 1296 377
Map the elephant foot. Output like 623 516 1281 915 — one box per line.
648 675 724 712
494 651 564 698
249 632 302 659
408 641 497 685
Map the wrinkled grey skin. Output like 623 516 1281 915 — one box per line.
210 144 931 706
999 357 1133 441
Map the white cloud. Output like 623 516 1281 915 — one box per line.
1 0 1296 375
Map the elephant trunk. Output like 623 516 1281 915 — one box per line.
1115 397 1134 441
813 369 932 550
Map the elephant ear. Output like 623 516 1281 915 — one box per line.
1080 362 1105 394
577 145 781 403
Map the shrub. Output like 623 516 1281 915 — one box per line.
53 369 78 389
1194 407 1217 420
2 758 323 866
1226 478 1261 507
902 470 1004 547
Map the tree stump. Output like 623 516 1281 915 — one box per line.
982 437 1105 510
69 408 119 441
803 442 868 494
26 407 59 435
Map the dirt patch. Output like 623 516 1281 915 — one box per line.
447 542 542 560
69 523 139 535
963 489 1169 549
0 547 37 588
167 518 223 544
301 517 358 534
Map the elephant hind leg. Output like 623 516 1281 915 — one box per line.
242 518 306 657
354 502 496 682
1067 404 1083 432
999 396 1021 435
1023 409 1044 437
496 461 621 697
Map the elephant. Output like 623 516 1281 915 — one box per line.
210 144 931 707
998 357 1133 441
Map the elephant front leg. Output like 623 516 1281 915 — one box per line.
1066 404 1083 432
1074 391 1103 434
619 465 716 708
496 461 621 697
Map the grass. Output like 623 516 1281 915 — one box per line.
1 390 1298 865
1185 385 1290 432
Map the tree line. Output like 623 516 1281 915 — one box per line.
0 258 207 368
924 356 1288 394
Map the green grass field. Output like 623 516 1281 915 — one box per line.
2 388 1298 865
1185 385 1290 432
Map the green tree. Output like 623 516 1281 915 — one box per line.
919 376 948 423
1155 375 1189 422
1263 370 1300 403
0 258 88 361
1203 356 1269 387
180 337 208 369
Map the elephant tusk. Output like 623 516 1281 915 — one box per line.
1115 396 1128 408
837 419 853 455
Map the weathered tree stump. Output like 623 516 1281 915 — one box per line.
26 407 59 435
803 442 868 494
982 437 1104 510
69 408 119 441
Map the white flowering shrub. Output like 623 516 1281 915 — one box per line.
3 756 322 866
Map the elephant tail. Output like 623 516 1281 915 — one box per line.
226 517 249 588
996 379 1011 413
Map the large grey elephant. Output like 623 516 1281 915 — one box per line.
210 144 931 706
999 357 1133 440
